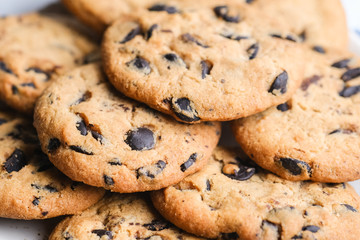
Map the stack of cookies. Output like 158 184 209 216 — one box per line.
0 0 359 239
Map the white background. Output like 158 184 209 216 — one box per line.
0 0 359 239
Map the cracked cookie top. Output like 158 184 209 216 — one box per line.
34 63 220 193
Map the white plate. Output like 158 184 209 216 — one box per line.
0 1 360 239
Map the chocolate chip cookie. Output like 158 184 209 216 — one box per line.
0 13 97 114
0 108 105 220
34 63 220 193
102 3 306 123
151 147 360 239
50 193 204 240
232 49 360 182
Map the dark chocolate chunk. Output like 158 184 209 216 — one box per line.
148 4 178 14
164 53 178 62
214 6 240 23
126 57 151 75
342 204 358 212
44 184 58 193
76 120 88 136
143 220 171 231
125 127 155 151
278 157 312 176
32 197 40 206
180 153 197 172
270 33 282 39
4 149 27 173
329 129 353 135
0 61 14 74
291 234 303 239
72 91 91 105
261 220 282 240
0 118 7 125
12 85 18 95
341 68 360 82
108 158 122 166
269 71 288 95
25 67 51 81
302 225 320 233
91 229 113 239
299 31 306 42
221 33 249 41
146 24 158 40
171 97 200 122
222 161 255 181
206 179 211 191
220 232 239 240
270 34 297 42
20 82 36 88
137 160 166 178
63 232 73 240
276 103 290 112
41 211 48 216
200 60 213 79
339 85 360 97
312 46 326 54
301 75 321 91
104 175 114 186
181 33 209 48
48 138 61 153
120 26 142 44
331 59 351 69
285 35 297 42
91 130 104 144
69 146 93 155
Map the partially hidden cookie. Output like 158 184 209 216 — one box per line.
102 3 305 123
232 49 360 182
34 63 221 193
151 147 360 239
0 109 105 220
0 13 97 114
50 193 204 240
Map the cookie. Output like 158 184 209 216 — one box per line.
34 63 220 193
151 147 360 239
0 13 97 114
232 49 360 182
49 193 204 240
102 3 306 123
0 109 105 220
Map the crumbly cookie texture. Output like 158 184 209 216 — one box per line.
0 13 97 114
50 193 205 240
102 3 306 123
0 109 105 220
232 49 360 182
34 63 220 193
151 147 360 239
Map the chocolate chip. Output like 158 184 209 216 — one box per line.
12 85 18 95
44 184 58 193
164 53 178 62
269 71 288 95
291 234 303 239
0 61 14 74
69 146 93 155
25 67 51 81
32 197 40 206
220 232 239 240
143 220 171 231
20 82 36 88
276 103 290 112
270 34 282 39
180 153 197 172
171 97 200 122
104 175 114 186
339 85 360 97
312 46 325 54
148 4 178 14
299 31 306 42
4 149 27 173
48 138 61 153
91 130 104 144
329 129 353 135
137 160 166 178
125 127 155 151
91 230 113 239
331 59 351 69
144 236 163 240
222 161 255 181
278 157 312 176
0 118 7 125
285 35 297 42
108 158 122 166
146 24 158 40
126 57 151 75
206 179 211 191
41 211 48 216
119 26 142 44
200 60 213 79
301 75 321 91
342 204 358 212
214 6 240 23
221 33 249 41
72 91 91 105
76 120 88 136
261 220 282 240
302 225 320 233
181 33 209 48
341 68 360 82
63 232 73 240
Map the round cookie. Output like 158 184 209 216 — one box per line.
0 13 97 114
49 193 204 240
102 3 305 123
0 109 105 220
151 147 360 239
232 49 360 182
34 63 221 193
